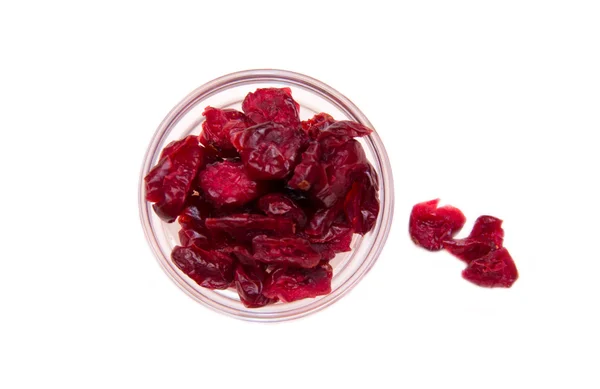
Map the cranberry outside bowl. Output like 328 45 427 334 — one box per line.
139 69 394 322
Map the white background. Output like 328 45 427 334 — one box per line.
1 1 599 388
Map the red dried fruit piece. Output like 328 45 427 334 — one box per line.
179 228 211 249
409 199 466 251
318 120 373 148
242 87 300 128
344 175 380 235
304 204 343 238
205 214 295 243
218 245 256 266
230 121 307 180
234 264 276 308
198 161 262 208
442 216 505 263
287 141 327 192
144 135 205 222
462 247 518 288
258 193 307 228
199 107 253 152
319 140 371 208
171 245 235 289
252 235 321 268
263 262 333 302
309 222 354 261
178 200 212 232
302 112 335 139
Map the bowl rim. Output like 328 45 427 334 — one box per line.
139 68 395 322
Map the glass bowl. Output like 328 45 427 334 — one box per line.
139 69 394 322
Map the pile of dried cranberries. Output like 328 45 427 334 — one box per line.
409 199 518 288
144 87 380 307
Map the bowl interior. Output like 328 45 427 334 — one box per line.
140 71 393 321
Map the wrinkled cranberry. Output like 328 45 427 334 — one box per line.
198 161 263 208
234 264 276 308
199 107 253 153
443 216 505 262
409 199 466 251
344 178 379 235
252 235 321 268
178 228 211 249
230 122 307 180
309 222 354 261
242 87 300 128
304 204 343 238
144 135 204 222
218 245 255 266
462 248 518 288
318 120 373 148
263 262 333 302
302 112 335 139
205 214 295 243
258 193 307 228
287 141 327 192
171 245 235 289
178 199 212 232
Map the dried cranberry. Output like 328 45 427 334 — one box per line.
198 161 263 208
252 235 321 268
462 248 518 288
205 214 295 243
302 112 335 139
409 199 466 251
234 264 276 308
230 121 307 180
144 135 204 222
263 262 333 302
344 177 380 235
178 228 211 249
218 245 255 266
242 87 300 128
309 222 354 261
290 139 372 208
304 204 343 239
178 199 212 232
199 106 253 153
287 141 327 192
258 193 307 228
318 120 373 148
443 216 505 262
171 245 235 289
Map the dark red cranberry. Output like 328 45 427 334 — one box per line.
344 169 380 235
205 214 295 243
242 87 300 128
230 121 307 180
171 245 235 289
304 204 343 239
198 161 263 208
144 135 205 222
234 264 276 308
263 262 333 302
178 228 211 249
443 216 505 262
252 235 321 268
317 120 373 148
287 141 327 192
409 199 466 251
462 248 518 288
258 193 307 228
302 112 335 139
199 107 253 153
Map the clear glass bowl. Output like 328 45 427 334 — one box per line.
139 69 394 322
